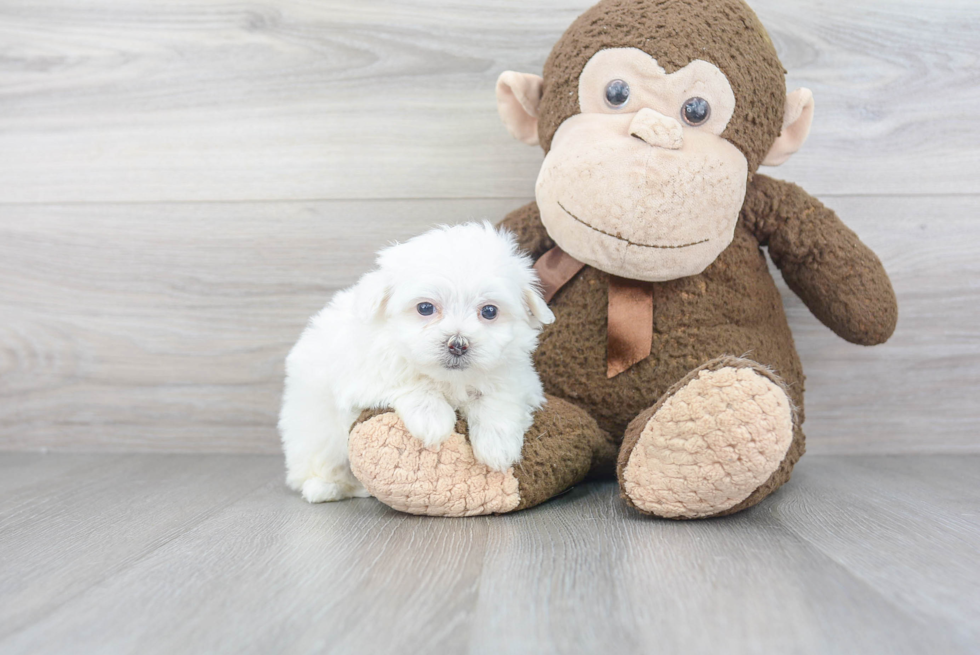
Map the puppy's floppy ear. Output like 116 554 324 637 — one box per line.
523 286 555 327
354 270 392 321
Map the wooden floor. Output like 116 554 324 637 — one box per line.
1 453 977 654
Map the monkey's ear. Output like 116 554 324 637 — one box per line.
496 72 544 146
762 88 815 167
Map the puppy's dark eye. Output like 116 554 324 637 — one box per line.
480 305 498 320
417 302 435 316
604 79 630 108
681 97 711 126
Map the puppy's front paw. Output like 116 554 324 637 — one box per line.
469 421 524 472
398 400 457 447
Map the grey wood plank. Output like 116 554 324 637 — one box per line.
469 462 977 655
832 455 980 524
0 453 279 638
0 197 523 452
1 195 977 454
0 0 977 203
0 453 122 494
1 454 975 654
2 464 488 655
773 455 980 648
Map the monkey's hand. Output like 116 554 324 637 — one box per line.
742 174 898 345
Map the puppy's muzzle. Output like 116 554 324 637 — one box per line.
447 335 469 357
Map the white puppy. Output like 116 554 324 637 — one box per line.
279 222 555 503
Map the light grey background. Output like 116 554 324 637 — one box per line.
1 0 978 454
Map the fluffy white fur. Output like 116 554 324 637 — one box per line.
279 222 555 503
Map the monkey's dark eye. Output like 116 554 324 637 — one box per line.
681 97 711 126
480 305 498 320
417 302 435 316
604 79 630 108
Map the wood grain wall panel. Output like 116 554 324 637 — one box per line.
0 199 522 451
1 195 976 453
0 0 977 203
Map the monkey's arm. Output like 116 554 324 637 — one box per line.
497 201 556 260
741 174 898 345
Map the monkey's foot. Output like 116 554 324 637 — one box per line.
348 396 615 517
617 357 795 519
349 412 521 517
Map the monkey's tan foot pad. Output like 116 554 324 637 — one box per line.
618 360 794 519
348 412 520 517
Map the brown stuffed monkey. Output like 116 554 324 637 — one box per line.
348 0 898 519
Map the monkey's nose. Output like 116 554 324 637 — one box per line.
629 108 683 150
447 335 469 357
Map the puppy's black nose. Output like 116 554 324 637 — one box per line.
447 335 468 357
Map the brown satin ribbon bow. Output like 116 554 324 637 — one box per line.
534 246 653 378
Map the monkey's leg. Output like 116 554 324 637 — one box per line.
348 395 617 517
617 356 803 519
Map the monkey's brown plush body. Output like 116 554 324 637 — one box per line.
348 0 897 519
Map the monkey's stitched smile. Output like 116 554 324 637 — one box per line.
557 201 710 250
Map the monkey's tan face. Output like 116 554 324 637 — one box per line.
535 48 748 282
